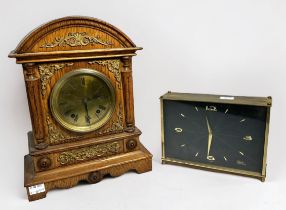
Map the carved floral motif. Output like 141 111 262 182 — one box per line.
99 105 124 134
88 59 121 89
46 115 75 144
58 142 120 165
38 63 73 96
41 32 112 48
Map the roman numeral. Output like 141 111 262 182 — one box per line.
81 77 85 86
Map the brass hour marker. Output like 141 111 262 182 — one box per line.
180 144 186 147
240 119 246 122
224 156 228 161
174 128 183 133
243 136 253 141
195 106 199 111
239 151 244 156
206 106 217 112
225 109 228 114
195 152 199 157
207 156 215 161
180 113 186 117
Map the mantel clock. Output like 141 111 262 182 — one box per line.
161 92 271 181
9 16 152 201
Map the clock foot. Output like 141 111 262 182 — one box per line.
26 187 47 202
24 143 152 201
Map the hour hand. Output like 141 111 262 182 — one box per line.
83 98 91 124
85 115 91 124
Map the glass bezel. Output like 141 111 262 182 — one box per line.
50 68 116 133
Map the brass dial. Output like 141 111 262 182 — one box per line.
50 68 115 133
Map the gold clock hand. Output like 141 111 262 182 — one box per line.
83 98 91 124
206 116 212 134
206 116 215 161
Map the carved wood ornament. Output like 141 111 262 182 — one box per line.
9 16 152 201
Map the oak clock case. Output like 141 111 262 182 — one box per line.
161 92 271 181
9 16 152 201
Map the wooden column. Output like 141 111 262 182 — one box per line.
121 57 135 132
23 63 47 149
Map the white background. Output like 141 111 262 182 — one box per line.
1 0 286 209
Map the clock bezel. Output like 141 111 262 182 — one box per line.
160 92 272 181
50 68 116 133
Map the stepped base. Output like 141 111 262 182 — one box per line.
24 143 152 201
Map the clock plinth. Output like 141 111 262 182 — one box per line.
9 16 152 201
25 142 152 201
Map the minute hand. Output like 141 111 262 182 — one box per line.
206 117 215 161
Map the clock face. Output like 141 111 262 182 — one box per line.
163 100 267 173
50 69 115 133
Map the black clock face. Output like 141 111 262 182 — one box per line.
163 100 267 173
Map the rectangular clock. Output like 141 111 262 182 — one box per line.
160 92 272 181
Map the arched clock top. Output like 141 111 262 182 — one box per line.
9 16 142 63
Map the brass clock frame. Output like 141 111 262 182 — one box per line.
160 92 272 181
50 68 116 133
